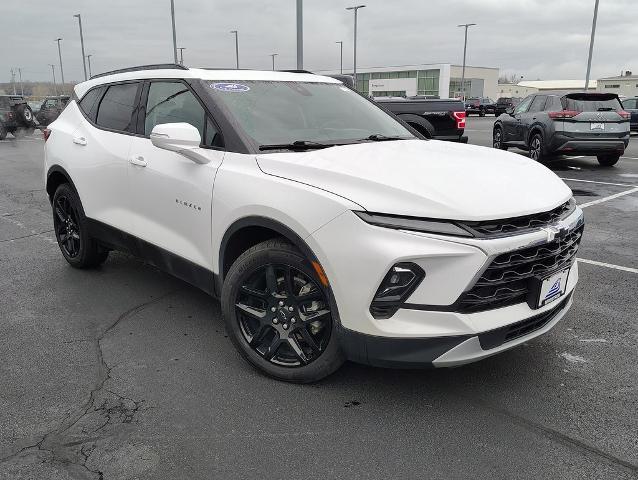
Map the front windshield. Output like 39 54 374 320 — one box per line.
205 80 414 147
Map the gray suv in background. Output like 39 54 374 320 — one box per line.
493 93 630 166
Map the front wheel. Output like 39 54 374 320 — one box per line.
221 239 344 383
529 133 545 162
52 184 109 268
597 154 620 167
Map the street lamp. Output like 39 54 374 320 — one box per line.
170 0 178 64
346 5 365 88
73 14 88 81
230 30 239 69
296 0 303 69
55 38 65 91
178 47 186 65
335 41 343 74
86 54 93 77
270 53 278 71
457 23 476 101
584 0 600 91
18 68 23 96
49 64 58 96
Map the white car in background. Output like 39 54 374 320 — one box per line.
43 65 584 382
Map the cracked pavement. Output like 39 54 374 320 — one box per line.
0 132 637 479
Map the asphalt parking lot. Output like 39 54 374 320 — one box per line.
1 121 637 479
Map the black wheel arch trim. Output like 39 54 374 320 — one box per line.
46 165 79 203
395 114 435 138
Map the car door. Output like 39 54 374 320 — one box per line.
504 95 533 143
126 80 225 271
522 95 547 145
70 82 141 233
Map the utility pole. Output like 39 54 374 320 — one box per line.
584 0 600 91
10 69 16 95
87 55 93 77
170 0 178 64
55 38 65 91
336 41 343 74
270 53 278 71
296 0 303 70
18 68 23 96
230 30 239 68
346 5 365 88
178 47 185 65
49 64 58 96
457 23 476 101
73 14 88 80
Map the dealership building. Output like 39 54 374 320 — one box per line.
322 63 499 99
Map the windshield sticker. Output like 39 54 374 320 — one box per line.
211 82 250 92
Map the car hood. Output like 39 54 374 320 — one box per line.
255 139 572 221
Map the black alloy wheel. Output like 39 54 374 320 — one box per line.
236 263 332 367
529 133 544 161
493 127 506 150
53 193 81 258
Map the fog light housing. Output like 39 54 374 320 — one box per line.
369 262 425 319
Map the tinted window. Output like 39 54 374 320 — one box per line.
204 117 223 148
561 95 622 112
96 83 139 132
528 96 546 113
544 96 563 111
145 81 206 138
622 98 637 109
79 88 103 121
514 96 533 114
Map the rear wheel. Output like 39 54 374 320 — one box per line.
0 124 6 140
529 133 545 162
221 239 344 383
479 108 486 117
493 126 507 150
597 154 620 167
52 184 109 268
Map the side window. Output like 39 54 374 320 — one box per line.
78 87 104 122
528 95 547 113
144 82 205 139
623 99 637 109
95 83 139 133
204 117 224 148
514 95 533 114
544 96 562 112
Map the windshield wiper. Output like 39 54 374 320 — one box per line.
258 140 335 151
597 107 615 111
363 134 407 142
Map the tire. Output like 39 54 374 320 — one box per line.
221 239 345 383
15 104 34 124
493 126 507 150
0 124 6 140
597 154 620 167
479 108 486 117
529 132 545 162
52 183 109 269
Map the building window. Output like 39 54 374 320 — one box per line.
371 90 406 97
604 84 620 88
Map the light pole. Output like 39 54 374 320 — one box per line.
49 64 58 96
296 0 303 69
178 47 186 65
87 54 93 77
170 0 178 64
457 23 476 101
230 30 239 69
270 53 278 71
10 69 16 95
73 14 88 81
335 41 343 74
55 38 65 92
346 5 365 88
584 0 600 91
18 68 23 96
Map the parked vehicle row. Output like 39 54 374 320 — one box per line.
0 95 37 139
494 97 522 116
622 97 638 131
44 64 583 382
465 97 495 116
493 92 630 166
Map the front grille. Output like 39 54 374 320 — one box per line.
462 200 574 237
478 292 572 350
457 225 583 313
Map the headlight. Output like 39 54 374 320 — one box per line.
354 211 473 237
370 262 425 319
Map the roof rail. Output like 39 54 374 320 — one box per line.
279 69 316 75
90 63 188 80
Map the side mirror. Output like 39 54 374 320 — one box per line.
150 122 210 164
506 107 514 115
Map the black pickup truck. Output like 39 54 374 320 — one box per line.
374 97 468 142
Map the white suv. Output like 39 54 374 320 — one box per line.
44 64 584 382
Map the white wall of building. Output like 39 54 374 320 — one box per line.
597 77 638 97
450 65 499 99
496 83 538 97
368 78 418 96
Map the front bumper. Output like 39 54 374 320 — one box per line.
309 206 583 368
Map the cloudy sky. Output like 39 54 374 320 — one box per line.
3 0 637 83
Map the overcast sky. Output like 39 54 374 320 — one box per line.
3 0 636 84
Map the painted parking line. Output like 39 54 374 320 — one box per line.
577 258 638 274
578 187 638 208
620 156 638 160
560 178 637 188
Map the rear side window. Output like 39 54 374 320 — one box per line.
528 96 546 113
79 88 103 122
544 96 563 111
96 83 140 132
561 95 622 112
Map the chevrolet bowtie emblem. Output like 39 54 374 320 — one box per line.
540 225 562 242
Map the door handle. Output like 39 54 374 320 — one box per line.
129 155 147 167
72 136 87 146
